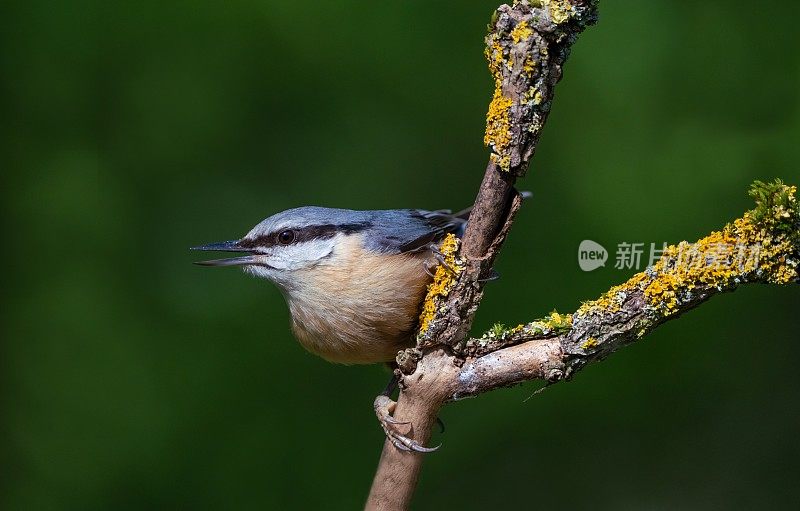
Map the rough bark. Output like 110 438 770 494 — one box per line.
365 1 799 509
367 3 599 508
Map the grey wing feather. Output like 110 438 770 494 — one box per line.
358 192 529 254
364 209 467 254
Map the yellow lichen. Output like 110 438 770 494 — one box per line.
581 337 598 350
484 37 513 171
643 184 798 315
523 57 538 75
486 41 505 73
489 152 511 170
485 323 526 340
543 0 574 25
576 181 799 321
489 310 572 341
417 234 464 335
537 310 573 333
522 86 544 106
576 272 647 317
547 311 570 327
511 20 533 44
484 86 513 169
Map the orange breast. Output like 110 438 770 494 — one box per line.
286 236 434 364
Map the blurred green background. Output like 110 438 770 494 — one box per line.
2 0 799 509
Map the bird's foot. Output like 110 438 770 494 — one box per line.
425 243 460 276
373 394 440 453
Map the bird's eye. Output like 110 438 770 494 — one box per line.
277 229 296 245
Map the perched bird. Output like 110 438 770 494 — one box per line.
193 206 469 364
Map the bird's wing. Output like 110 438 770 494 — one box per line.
365 209 467 254
362 192 528 254
396 210 466 253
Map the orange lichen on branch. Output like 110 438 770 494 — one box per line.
484 88 513 170
483 1 596 174
576 272 648 317
644 180 798 316
576 180 799 321
510 20 533 43
417 234 464 335
484 38 513 170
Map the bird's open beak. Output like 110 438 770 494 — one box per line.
191 240 260 267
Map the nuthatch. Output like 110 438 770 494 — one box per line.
193 206 469 364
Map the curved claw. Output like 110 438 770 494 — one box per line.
374 394 440 454
417 443 441 453
428 247 458 275
403 439 441 453
385 426 441 453
383 416 410 426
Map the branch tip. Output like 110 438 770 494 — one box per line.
484 0 598 174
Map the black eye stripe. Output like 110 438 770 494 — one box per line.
238 222 370 250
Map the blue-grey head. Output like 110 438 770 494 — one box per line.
191 207 380 284
192 206 468 286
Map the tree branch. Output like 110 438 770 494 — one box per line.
455 180 800 397
367 2 597 509
366 0 799 509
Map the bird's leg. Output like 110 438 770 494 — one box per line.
374 372 440 453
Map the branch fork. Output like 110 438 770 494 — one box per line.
364 1 798 509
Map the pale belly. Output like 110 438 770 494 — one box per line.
285 249 433 364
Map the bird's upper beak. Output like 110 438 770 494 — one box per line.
191 240 261 267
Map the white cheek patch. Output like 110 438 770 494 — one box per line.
245 265 272 280
268 237 337 270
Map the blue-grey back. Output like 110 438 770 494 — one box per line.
363 209 466 253
246 206 466 254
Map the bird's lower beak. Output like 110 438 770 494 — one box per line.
191 240 261 267
193 255 260 267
